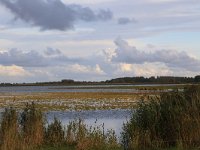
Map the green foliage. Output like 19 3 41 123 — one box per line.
121 85 200 150
45 118 65 146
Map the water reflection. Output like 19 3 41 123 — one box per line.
46 109 132 137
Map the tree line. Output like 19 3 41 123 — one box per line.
0 75 200 86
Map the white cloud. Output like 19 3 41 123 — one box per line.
114 62 172 77
95 64 105 75
0 65 31 77
112 38 200 72
0 37 199 83
120 63 132 72
67 64 105 75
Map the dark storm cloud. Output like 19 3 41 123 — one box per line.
112 38 200 71
0 0 113 30
118 17 137 25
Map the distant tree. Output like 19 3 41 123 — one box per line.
61 79 74 84
194 75 200 83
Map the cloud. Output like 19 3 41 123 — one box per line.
44 47 61 56
118 17 137 25
0 49 48 67
0 48 81 67
116 62 173 77
24 64 106 82
66 64 105 75
0 38 199 83
0 65 31 77
0 0 113 30
111 38 200 71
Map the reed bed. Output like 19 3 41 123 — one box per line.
121 85 200 150
0 103 121 150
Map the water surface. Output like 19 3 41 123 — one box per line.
0 84 177 93
46 109 132 137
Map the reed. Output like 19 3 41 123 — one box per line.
0 104 121 150
0 108 22 150
20 103 45 149
45 117 65 146
121 85 200 150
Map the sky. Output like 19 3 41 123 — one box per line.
0 0 200 83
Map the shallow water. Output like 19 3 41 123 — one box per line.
0 84 177 93
45 109 132 137
0 85 136 93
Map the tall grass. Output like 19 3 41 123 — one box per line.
20 103 45 149
45 117 65 146
0 104 121 150
0 108 21 150
121 85 200 150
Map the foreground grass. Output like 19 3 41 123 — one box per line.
0 104 122 150
122 85 200 150
38 145 75 150
37 147 199 150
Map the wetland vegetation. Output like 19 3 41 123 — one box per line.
0 85 199 150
